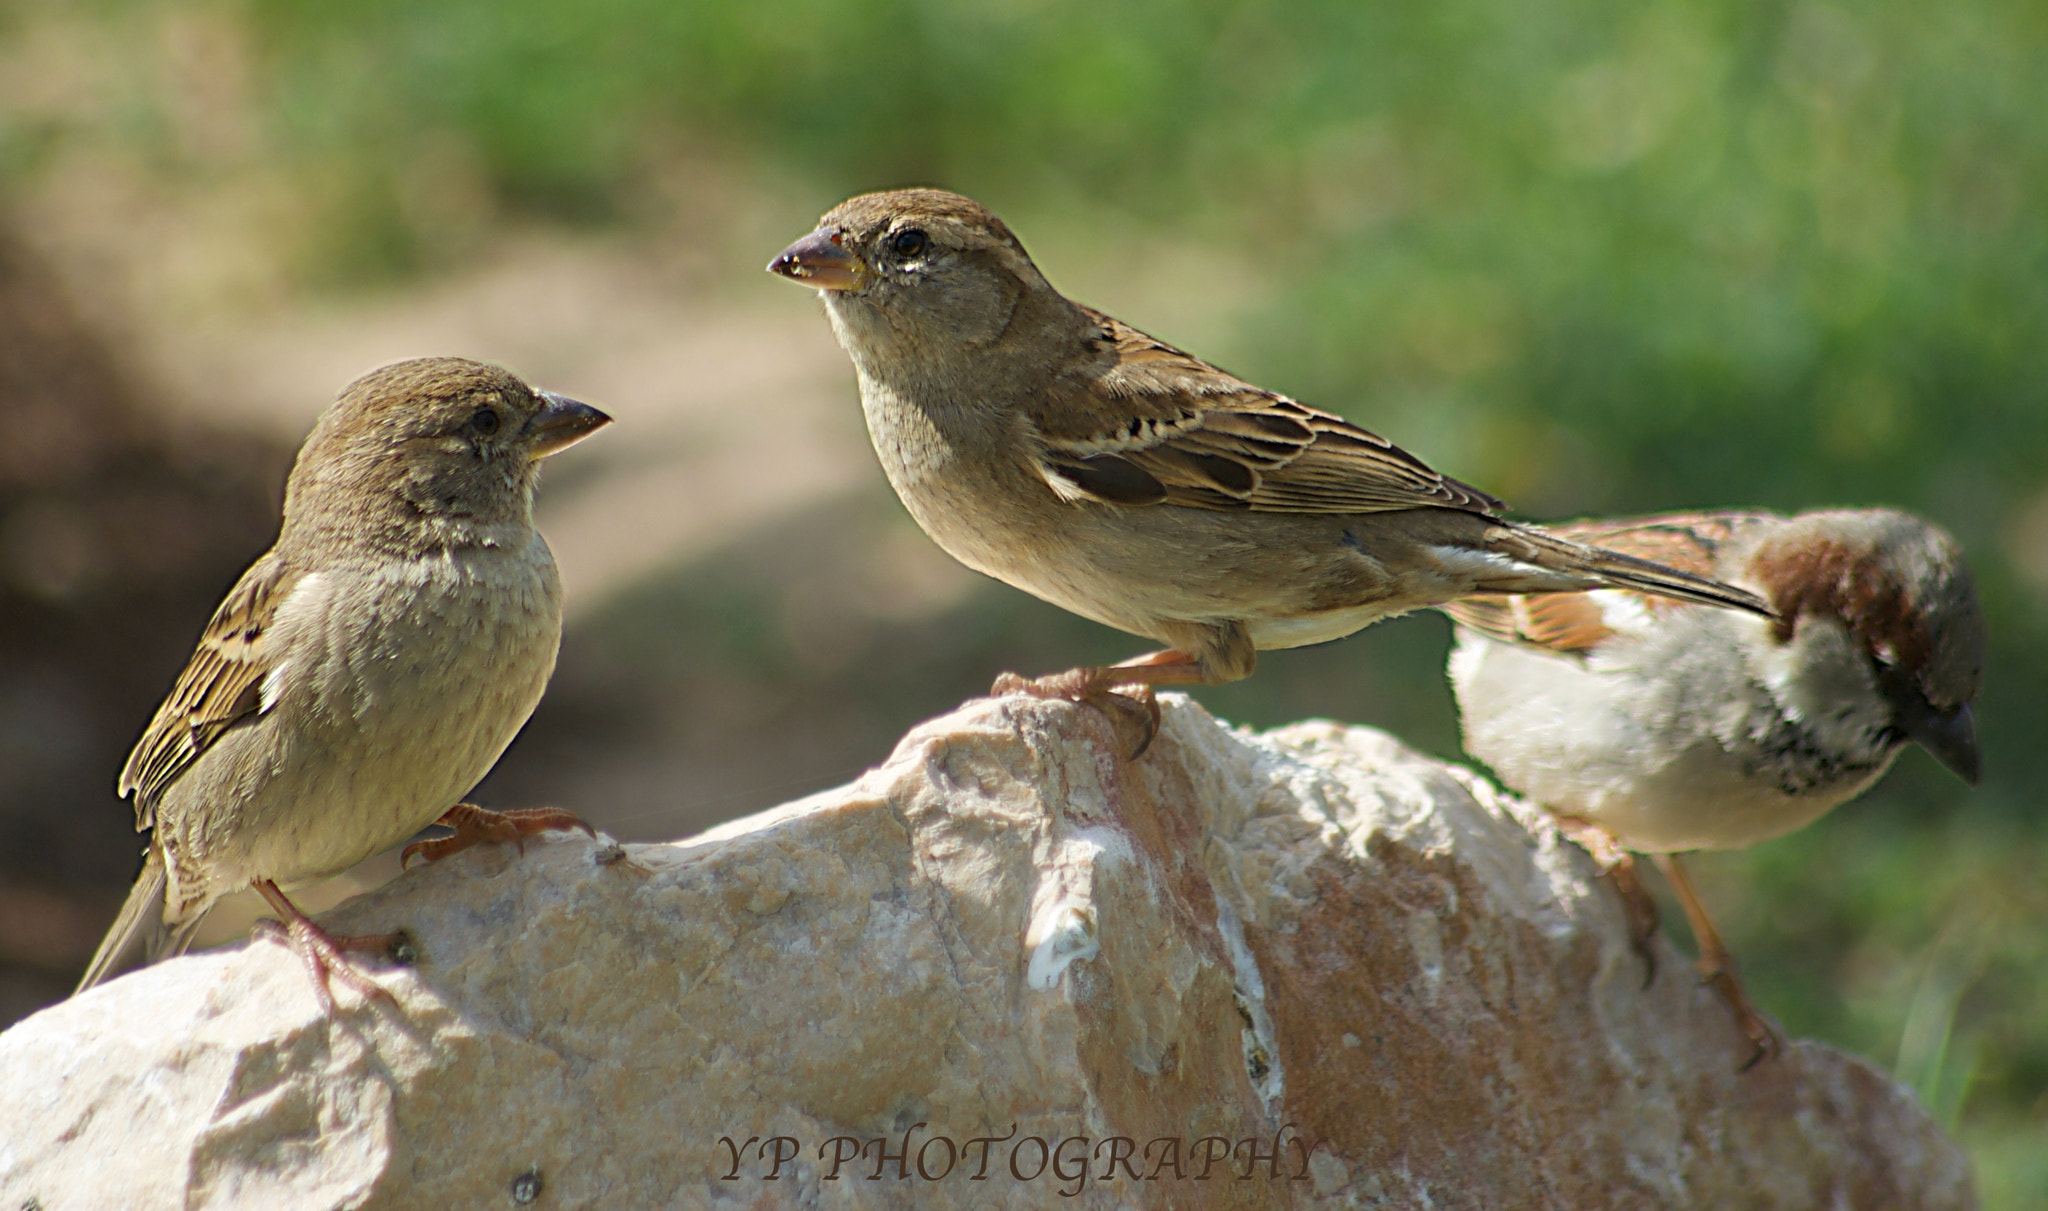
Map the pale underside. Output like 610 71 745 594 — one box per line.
134 538 564 923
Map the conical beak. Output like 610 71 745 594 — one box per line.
768 228 861 291
523 392 612 459
1905 700 1981 786
1883 667 1982 786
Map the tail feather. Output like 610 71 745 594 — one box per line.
76 847 203 994
1484 523 1775 618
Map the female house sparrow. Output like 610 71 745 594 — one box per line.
1444 509 1984 1065
77 358 610 1007
768 189 1772 745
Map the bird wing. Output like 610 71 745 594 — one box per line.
1443 512 1774 654
1026 308 1504 514
118 553 300 829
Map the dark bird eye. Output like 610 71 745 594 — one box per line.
890 228 929 259
470 407 500 436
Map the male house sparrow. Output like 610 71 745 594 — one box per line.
769 189 1772 743
1444 508 1983 1064
77 358 610 1006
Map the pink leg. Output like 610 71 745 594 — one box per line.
991 649 1209 759
252 879 406 1013
1553 815 1661 988
1650 852 1784 1071
401 802 596 868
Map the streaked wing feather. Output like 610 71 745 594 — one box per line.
1544 513 1769 580
1030 309 1505 515
118 554 297 828
1446 511 1775 655
1441 597 1522 646
1444 593 1620 654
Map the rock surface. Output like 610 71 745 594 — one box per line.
0 695 1974 1209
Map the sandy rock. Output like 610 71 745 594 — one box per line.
0 695 1974 1209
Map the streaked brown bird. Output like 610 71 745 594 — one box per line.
769 188 1773 750
1446 508 1983 1065
77 357 610 1007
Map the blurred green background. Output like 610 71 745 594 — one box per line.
1 0 2042 1200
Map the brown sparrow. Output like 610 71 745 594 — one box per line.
1445 508 1983 1066
769 189 1772 748
76 358 610 1007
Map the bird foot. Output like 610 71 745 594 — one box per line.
1553 817 1660 988
402 802 597 868
991 667 1162 760
1605 855 1662 990
252 880 408 1014
1699 964 1785 1072
1645 851 1781 1071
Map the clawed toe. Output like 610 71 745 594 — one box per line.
989 668 1159 759
1606 859 1661 990
1091 683 1161 760
402 802 597 868
1737 1028 1783 1073
1702 968 1784 1072
1646 853 1782 1071
1552 818 1661 988
252 879 403 1013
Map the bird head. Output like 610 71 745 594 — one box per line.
768 189 1060 372
1748 509 1985 785
284 357 611 553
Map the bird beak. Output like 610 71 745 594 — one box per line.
1882 668 1982 786
1907 700 1981 786
768 228 861 291
523 392 612 459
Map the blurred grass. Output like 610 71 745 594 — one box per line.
9 0 2047 1199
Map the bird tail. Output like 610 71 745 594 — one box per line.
75 847 203 994
1478 521 1775 618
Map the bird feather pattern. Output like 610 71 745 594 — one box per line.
1443 513 1772 654
1032 308 1505 515
117 554 299 829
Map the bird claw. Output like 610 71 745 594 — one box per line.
1643 852 1782 1071
1604 857 1662 990
990 668 1160 759
1700 967 1785 1072
1552 818 1660 988
252 903 402 1013
401 803 597 869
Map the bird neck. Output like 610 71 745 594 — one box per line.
282 491 537 562
1743 613 1899 781
827 283 1089 433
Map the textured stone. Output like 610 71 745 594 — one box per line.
0 695 1974 1209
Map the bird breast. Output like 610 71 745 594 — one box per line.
167 537 564 901
1450 607 1897 852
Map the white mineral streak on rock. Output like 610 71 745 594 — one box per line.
1026 902 1099 992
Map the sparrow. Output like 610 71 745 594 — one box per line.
768 188 1773 749
1443 508 1984 1066
76 357 611 1007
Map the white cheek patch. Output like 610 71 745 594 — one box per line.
1754 616 1888 743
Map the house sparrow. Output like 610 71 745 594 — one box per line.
1444 508 1984 1066
768 188 1773 750
76 358 611 1007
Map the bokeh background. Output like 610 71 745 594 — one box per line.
1 0 2042 1198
